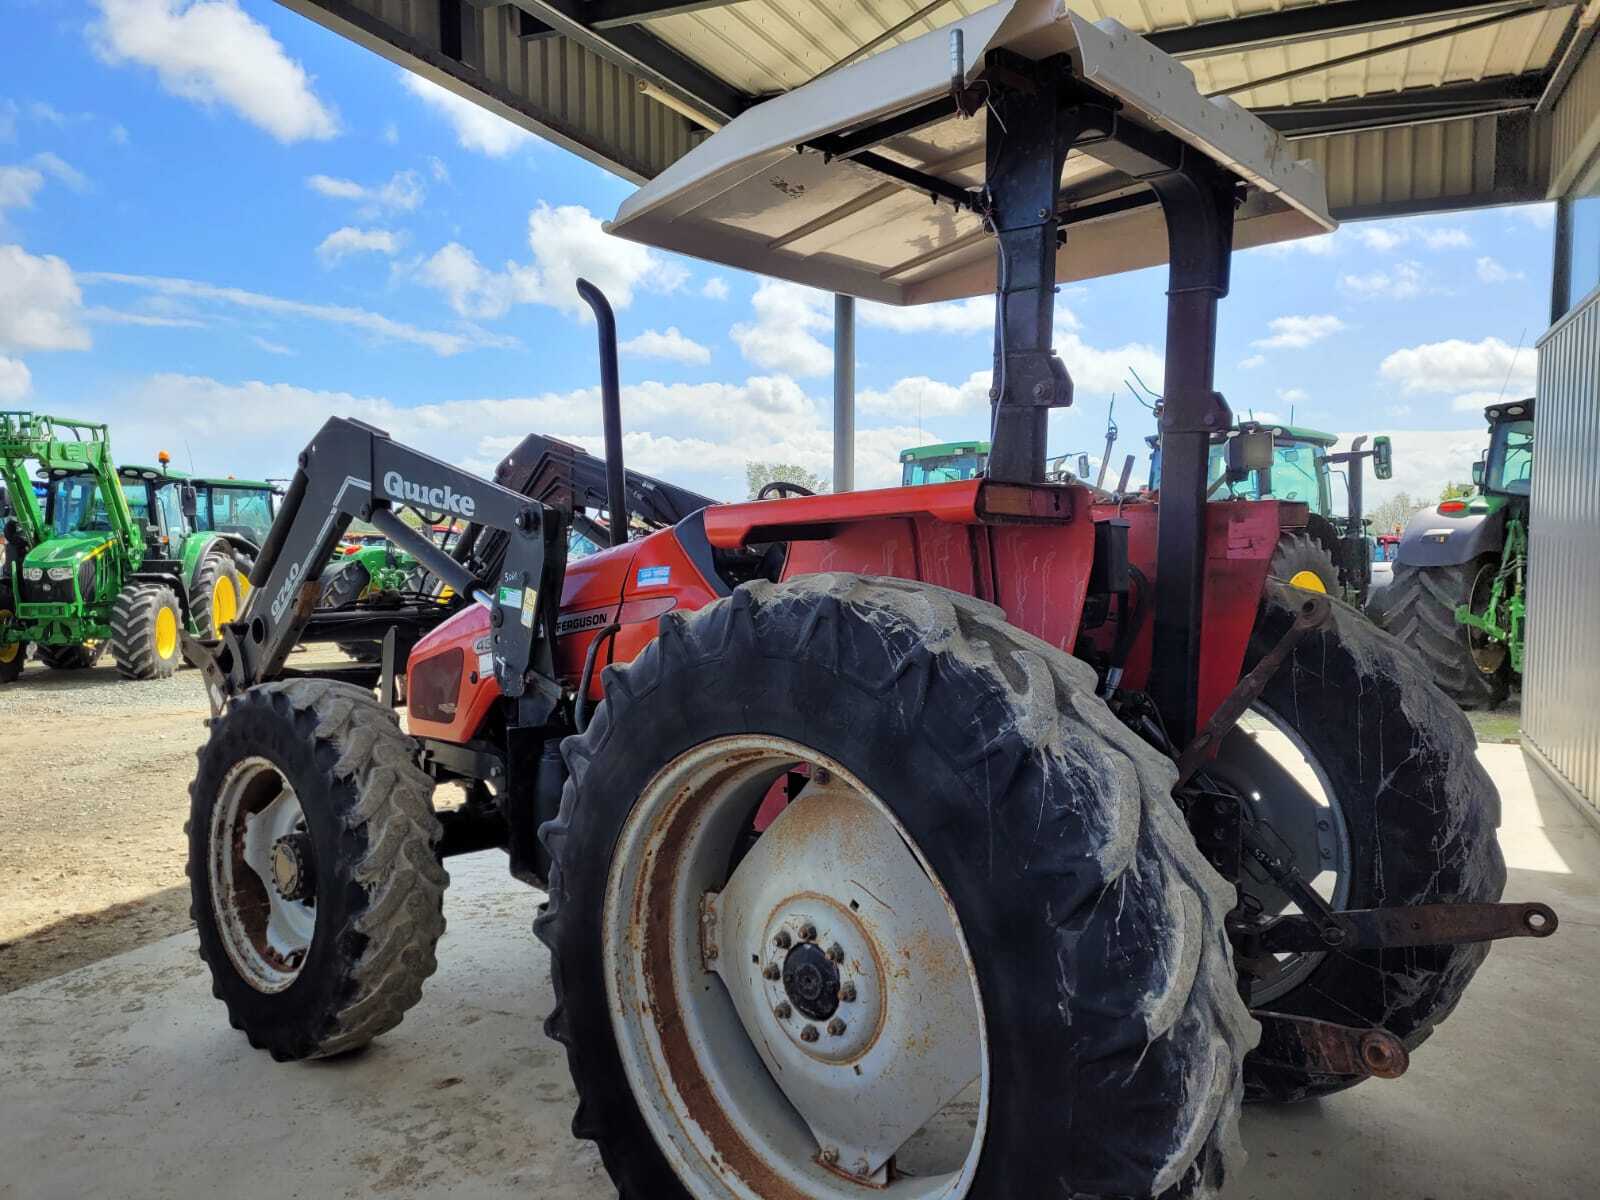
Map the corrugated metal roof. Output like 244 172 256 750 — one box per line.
279 0 1586 216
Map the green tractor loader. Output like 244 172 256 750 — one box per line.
1381 398 1532 709
1148 421 1392 603
0 412 245 682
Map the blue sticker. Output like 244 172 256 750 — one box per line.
636 565 671 588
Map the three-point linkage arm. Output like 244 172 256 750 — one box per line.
192 416 562 709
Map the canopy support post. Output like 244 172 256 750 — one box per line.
833 293 856 492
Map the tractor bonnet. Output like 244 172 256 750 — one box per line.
608 0 1335 305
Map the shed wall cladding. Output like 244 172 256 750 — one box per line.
1550 28 1600 194
1525 285 1600 812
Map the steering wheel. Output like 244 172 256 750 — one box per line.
757 481 815 500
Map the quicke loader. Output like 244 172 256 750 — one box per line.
181 8 1556 1199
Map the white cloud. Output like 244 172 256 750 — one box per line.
0 244 91 352
428 156 449 183
0 165 43 211
400 73 532 157
306 169 423 213
89 0 338 143
858 372 992 418
620 327 711 365
316 226 401 265
1253 314 1345 350
1340 260 1425 300
251 335 294 356
84 305 205 328
1509 203 1555 230
1238 354 1266 370
1379 336 1536 400
1356 225 1409 253
1055 329 1164 396
859 297 993 335
1421 227 1472 250
415 203 682 322
0 355 30 402
701 277 729 301
732 281 834 377
1253 231 1338 257
1277 387 1309 405
81 269 513 356
382 122 399 146
1476 256 1523 284
1449 389 1511 412
1336 429 1489 510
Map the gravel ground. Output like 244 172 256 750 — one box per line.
0 648 350 994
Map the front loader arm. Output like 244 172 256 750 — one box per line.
197 416 561 707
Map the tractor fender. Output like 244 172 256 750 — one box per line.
1394 505 1504 568
178 532 231 593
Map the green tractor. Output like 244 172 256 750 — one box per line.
1380 398 1532 709
0 412 245 682
899 440 989 485
1148 421 1392 603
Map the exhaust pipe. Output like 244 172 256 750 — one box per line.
576 278 628 549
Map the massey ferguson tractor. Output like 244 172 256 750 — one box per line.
180 7 1555 1198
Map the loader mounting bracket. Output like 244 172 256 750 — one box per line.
1243 901 1558 955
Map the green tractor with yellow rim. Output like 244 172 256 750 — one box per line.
0 412 249 682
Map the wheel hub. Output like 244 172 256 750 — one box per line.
269 833 315 902
756 900 882 1062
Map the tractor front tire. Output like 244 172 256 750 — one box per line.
190 551 243 640
38 642 104 670
0 582 24 684
187 679 447 1061
1269 531 1339 595
109 584 184 679
537 574 1255 1200
1379 556 1511 709
1229 588 1505 1102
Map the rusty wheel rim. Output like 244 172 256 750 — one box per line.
603 735 989 1198
209 756 317 993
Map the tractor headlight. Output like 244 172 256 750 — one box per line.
47 566 73 582
23 567 43 582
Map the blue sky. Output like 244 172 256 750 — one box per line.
0 0 1558 502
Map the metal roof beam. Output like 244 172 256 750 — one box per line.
1255 74 1546 135
586 0 747 28
1148 0 1572 58
507 0 749 120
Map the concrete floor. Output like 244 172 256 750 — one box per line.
1 745 1596 1200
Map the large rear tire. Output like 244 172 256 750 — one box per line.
1379 556 1510 709
537 574 1255 1200
187 679 447 1060
190 551 243 640
1219 589 1505 1102
109 583 184 679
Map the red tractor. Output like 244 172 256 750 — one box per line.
182 7 1552 1198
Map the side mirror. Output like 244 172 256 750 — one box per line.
1471 459 1484 487
1372 435 1393 481
1227 427 1274 483
1076 453 1090 480
180 485 198 522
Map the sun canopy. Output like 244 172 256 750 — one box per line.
608 0 1335 306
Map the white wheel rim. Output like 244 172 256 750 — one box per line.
602 735 989 1199
209 756 318 993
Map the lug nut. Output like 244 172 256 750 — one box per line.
774 931 792 950
799 923 817 942
838 982 856 1003
827 1018 847 1037
774 1002 792 1020
801 1025 820 1043
814 768 832 784
827 943 844 963
820 1148 839 1166
763 963 781 981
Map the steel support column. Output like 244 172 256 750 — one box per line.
833 294 856 493
1148 164 1237 747
984 54 1076 483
